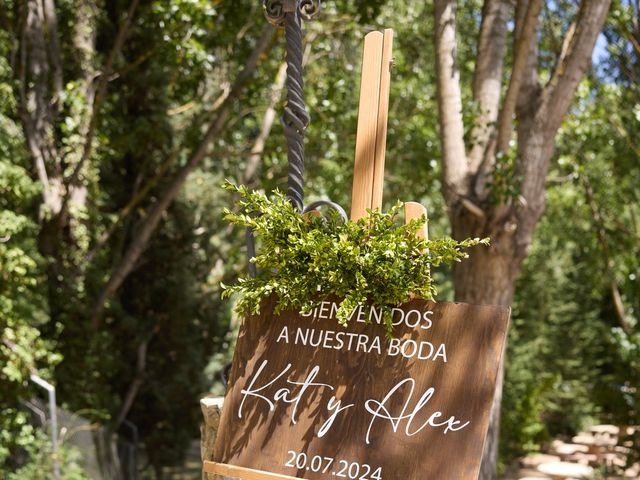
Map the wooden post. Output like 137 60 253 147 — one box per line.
201 398 298 480
351 31 383 221
201 396 226 480
350 29 394 221
371 29 394 212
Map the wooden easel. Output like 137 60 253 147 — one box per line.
203 27 426 480
350 29 428 239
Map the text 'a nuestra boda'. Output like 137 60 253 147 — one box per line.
274 300 448 363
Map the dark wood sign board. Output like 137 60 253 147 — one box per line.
213 297 510 479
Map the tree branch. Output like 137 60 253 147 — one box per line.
112 325 159 430
582 175 632 335
513 0 611 231
513 0 541 118
434 0 469 204
542 0 612 134
42 0 63 106
244 61 287 184
495 0 541 154
89 24 276 328
468 0 510 172
80 151 178 270
72 0 98 87
19 0 63 213
62 0 140 207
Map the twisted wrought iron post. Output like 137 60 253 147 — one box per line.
264 0 320 212
243 1 343 282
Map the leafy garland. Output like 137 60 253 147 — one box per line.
221 182 489 334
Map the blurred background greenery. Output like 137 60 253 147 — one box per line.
0 0 638 478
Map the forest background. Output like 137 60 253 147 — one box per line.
1 0 638 478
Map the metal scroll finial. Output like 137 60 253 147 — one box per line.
263 0 321 212
298 0 322 20
264 0 321 26
263 0 287 25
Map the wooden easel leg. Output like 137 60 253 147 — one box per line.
371 29 394 212
351 29 394 221
405 201 430 276
404 201 429 240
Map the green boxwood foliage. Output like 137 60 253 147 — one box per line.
222 182 489 334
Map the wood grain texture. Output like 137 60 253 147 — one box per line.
213 298 510 480
350 31 384 221
371 29 394 212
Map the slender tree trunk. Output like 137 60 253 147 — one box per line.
434 0 468 203
244 61 288 184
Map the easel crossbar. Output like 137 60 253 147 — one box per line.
203 461 301 480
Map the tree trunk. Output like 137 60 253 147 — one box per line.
434 2 611 477
451 211 526 480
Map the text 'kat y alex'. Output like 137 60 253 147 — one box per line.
238 360 470 445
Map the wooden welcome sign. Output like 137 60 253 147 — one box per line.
208 298 509 479
204 29 511 479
